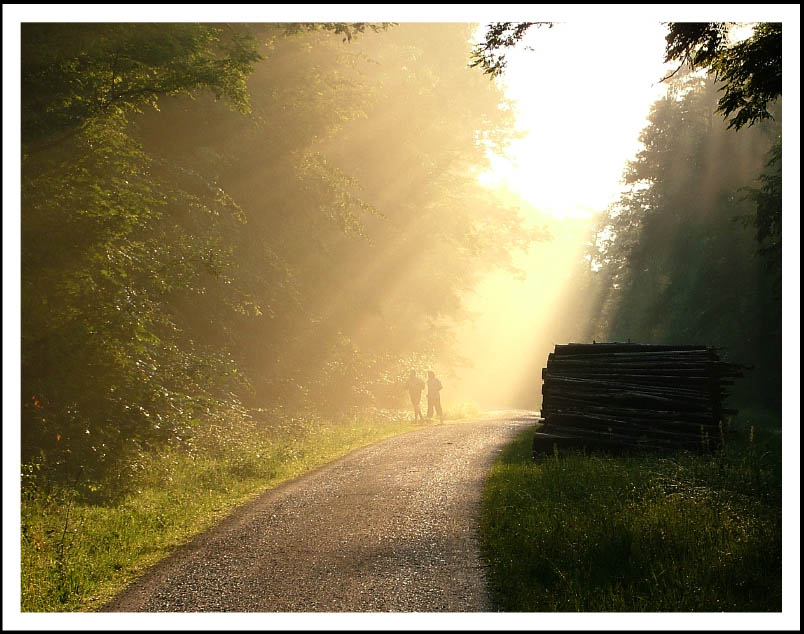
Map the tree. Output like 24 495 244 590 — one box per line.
21 23 262 487
472 20 784 377
472 21 782 132
21 22 541 491
741 139 782 296
663 22 782 131
573 74 781 410
663 22 784 292
469 22 552 77
21 23 261 150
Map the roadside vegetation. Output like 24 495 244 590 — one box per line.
18 21 512 614
18 18 784 617
21 405 477 613
479 410 782 611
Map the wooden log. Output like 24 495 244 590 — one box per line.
542 368 717 382
545 421 717 445
542 375 715 401
542 376 720 397
557 363 740 375
546 404 719 425
537 342 738 454
541 399 719 426
553 343 710 355
542 406 717 430
546 353 742 375
543 393 716 416
547 376 731 398
542 381 713 399
540 424 713 450
543 374 736 388
544 359 740 371
542 397 715 420
546 412 714 441
543 389 716 413
550 352 714 363
546 359 722 371
542 416 716 438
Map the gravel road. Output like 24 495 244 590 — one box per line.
101 412 537 613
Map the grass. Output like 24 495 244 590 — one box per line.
20 400 485 613
20 408 437 612
479 410 782 612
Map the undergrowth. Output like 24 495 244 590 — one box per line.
20 407 434 612
479 410 782 612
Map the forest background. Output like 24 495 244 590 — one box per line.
9 17 795 490
3 7 799 621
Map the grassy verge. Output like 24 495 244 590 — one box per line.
479 410 782 612
20 408 436 612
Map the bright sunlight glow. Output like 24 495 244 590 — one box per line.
453 21 678 409
477 22 673 220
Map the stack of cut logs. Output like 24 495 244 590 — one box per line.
532 343 744 455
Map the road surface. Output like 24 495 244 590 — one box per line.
101 411 538 612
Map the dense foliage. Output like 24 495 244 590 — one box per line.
663 22 782 131
474 21 784 414
562 72 782 412
21 23 538 492
22 23 263 489
473 21 782 132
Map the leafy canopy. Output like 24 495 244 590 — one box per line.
470 21 782 131
22 23 261 147
663 22 782 130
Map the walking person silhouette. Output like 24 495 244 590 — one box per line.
426 370 443 423
406 370 425 422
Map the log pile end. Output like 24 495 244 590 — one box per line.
533 342 744 458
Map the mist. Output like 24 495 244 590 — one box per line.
11 13 792 622
17 19 783 482
450 211 596 411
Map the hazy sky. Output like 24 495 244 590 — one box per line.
451 11 798 412
477 21 672 220
456 20 674 408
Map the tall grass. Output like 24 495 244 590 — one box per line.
20 408 428 612
479 410 782 612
